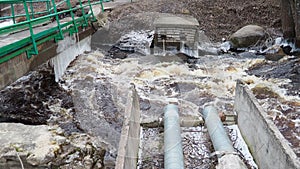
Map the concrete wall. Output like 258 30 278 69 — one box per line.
115 85 141 169
234 80 300 169
0 26 95 89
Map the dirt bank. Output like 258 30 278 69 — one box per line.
108 0 281 42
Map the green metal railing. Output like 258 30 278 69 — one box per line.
0 0 105 63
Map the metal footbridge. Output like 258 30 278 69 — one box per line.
0 0 111 64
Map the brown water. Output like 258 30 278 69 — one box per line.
0 30 298 168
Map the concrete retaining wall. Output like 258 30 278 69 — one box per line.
234 80 300 169
115 85 141 169
0 26 95 90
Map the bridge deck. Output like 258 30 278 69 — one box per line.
0 0 128 46
0 18 65 49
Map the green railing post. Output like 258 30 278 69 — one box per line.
30 1 34 19
23 0 38 58
46 0 50 15
66 0 78 34
88 0 96 21
11 4 16 24
99 0 104 12
51 0 64 41
79 0 88 27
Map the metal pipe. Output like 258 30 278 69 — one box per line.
164 104 184 169
202 106 235 154
202 106 247 169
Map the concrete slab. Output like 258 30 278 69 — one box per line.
154 15 199 29
0 123 57 168
0 17 78 49
116 85 141 169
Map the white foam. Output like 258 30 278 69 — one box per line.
226 125 258 169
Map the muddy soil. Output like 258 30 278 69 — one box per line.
108 0 281 42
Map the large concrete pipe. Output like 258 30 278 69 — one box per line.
164 104 184 169
202 106 247 169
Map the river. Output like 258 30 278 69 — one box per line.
0 13 299 168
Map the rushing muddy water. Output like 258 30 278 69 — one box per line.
0 23 299 168
247 57 300 157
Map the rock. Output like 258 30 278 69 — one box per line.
238 51 264 59
251 84 280 99
83 155 93 168
260 44 286 61
0 123 56 168
108 47 128 59
198 46 219 56
96 12 108 27
181 8 190 14
229 25 266 48
53 135 67 145
75 8 90 17
216 154 248 169
218 112 226 122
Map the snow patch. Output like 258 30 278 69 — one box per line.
226 125 258 169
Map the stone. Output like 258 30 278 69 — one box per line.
83 155 93 168
216 154 247 169
261 44 286 61
181 8 190 14
96 12 108 27
0 123 56 168
229 25 266 48
53 135 67 145
251 84 280 99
